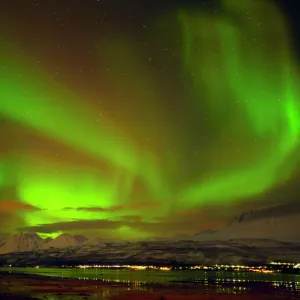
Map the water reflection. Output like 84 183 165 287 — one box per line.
1 267 299 299
72 272 300 295
66 277 300 300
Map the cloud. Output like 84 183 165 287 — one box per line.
64 205 123 212
127 201 161 211
119 215 143 222
0 211 27 234
19 216 206 238
63 201 160 213
19 219 122 233
0 201 41 212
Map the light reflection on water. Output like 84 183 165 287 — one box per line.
1 267 299 299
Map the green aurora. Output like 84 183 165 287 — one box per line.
0 0 299 239
178 0 300 206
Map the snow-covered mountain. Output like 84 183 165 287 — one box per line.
0 235 7 248
84 237 104 245
0 233 42 254
0 233 87 254
0 201 299 266
73 235 88 244
193 202 300 242
40 233 83 249
0 238 299 266
0 230 299 265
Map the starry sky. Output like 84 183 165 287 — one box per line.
0 0 300 240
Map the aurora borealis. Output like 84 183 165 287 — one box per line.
0 0 300 240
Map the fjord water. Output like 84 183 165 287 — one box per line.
2 267 299 291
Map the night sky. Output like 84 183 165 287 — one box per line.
0 0 300 240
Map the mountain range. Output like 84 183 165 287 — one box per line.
0 202 299 265
0 233 86 254
192 202 300 242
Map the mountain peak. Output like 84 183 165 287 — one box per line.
193 202 300 242
56 233 73 239
232 202 300 224
41 233 84 249
0 232 89 254
73 234 88 244
14 232 41 238
0 232 42 254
